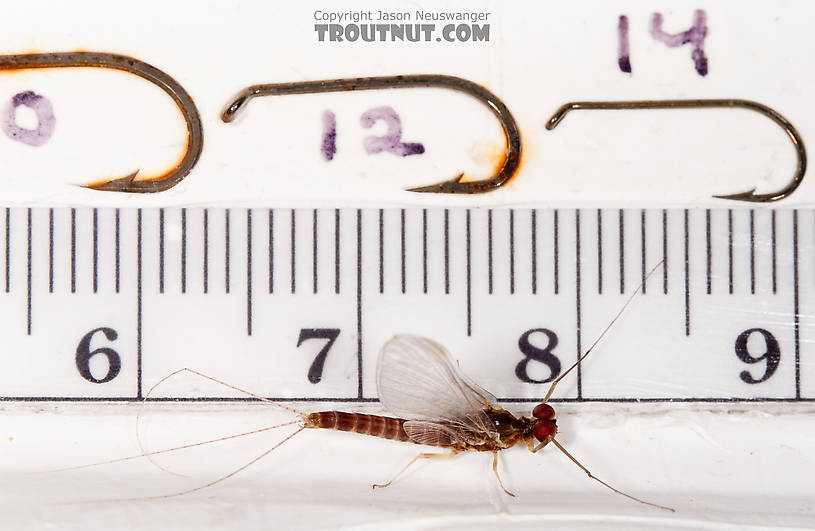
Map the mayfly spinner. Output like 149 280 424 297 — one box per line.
69 264 671 511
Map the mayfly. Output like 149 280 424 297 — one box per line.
69 263 673 512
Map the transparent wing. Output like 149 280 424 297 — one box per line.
403 420 472 447
377 335 498 439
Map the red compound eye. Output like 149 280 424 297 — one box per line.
532 403 555 420
533 419 557 443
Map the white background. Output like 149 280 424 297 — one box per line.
0 0 811 208
1 1 815 530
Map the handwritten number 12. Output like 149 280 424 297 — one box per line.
321 106 425 161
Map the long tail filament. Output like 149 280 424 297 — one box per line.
136 367 308 476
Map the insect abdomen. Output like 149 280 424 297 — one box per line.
306 411 411 442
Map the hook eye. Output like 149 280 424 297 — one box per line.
221 74 521 194
0 52 203 193
546 99 806 202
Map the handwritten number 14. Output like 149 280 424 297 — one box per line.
618 10 708 76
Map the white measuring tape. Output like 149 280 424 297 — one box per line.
0 206 810 403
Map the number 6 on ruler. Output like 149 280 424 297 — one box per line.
75 327 121 384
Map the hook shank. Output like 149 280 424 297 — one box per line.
546 99 806 202
222 75 521 194
0 52 203 193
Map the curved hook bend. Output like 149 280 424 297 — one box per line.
222 75 521 194
546 99 806 202
0 52 203 193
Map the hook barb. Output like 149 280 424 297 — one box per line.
0 52 203 193
222 75 521 194
546 99 806 202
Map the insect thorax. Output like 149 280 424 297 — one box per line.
484 409 534 449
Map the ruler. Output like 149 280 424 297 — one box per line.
0 206 811 403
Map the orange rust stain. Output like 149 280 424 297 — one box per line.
0 69 40 78
477 142 507 168
455 79 525 190
83 176 109 189
0 49 102 76
0 48 43 76
11 47 42 55
457 142 505 184
457 130 524 189
0 48 40 77
498 153 522 191
133 143 188 183
505 132 535 191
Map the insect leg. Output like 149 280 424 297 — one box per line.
372 450 458 490
491 452 515 497
551 438 675 512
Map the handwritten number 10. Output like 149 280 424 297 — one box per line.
321 106 424 161
2 91 55 147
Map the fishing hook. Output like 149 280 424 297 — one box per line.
546 99 806 202
0 52 203 193
221 75 521 194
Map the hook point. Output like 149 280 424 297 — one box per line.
405 173 467 193
713 188 761 202
84 170 140 192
